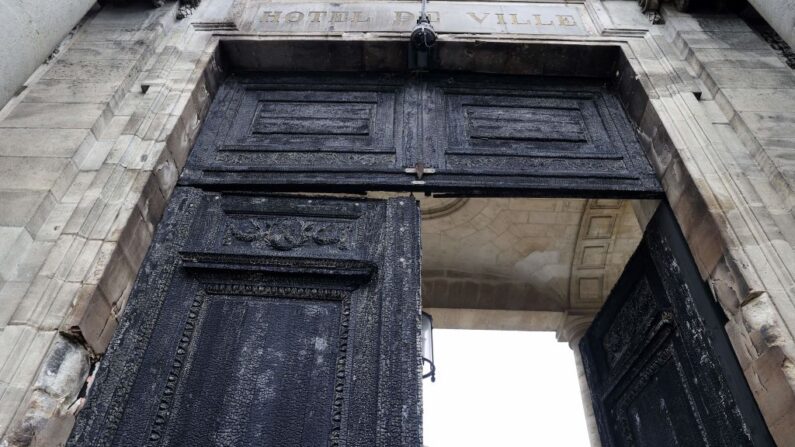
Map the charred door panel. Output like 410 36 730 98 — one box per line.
580 205 774 447
182 74 419 189
422 76 661 196
182 73 662 198
68 188 423 447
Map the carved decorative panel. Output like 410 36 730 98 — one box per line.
68 188 422 447
580 205 774 447
182 74 416 188
422 76 661 196
182 73 662 198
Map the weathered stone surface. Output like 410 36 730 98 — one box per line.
24 80 120 106
1 336 89 447
0 0 96 109
0 158 70 192
746 0 795 49
0 129 93 159
0 193 48 228
0 103 107 130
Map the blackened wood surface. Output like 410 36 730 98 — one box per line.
580 205 774 447
67 188 423 447
181 73 662 198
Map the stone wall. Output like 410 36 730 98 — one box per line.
0 0 793 445
0 0 97 110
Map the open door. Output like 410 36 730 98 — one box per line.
68 187 422 447
580 205 774 446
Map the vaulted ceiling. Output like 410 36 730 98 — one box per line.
418 196 643 316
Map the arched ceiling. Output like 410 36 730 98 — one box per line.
418 196 643 314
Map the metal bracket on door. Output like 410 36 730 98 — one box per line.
405 163 436 184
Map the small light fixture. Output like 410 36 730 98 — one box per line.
408 0 437 71
421 311 436 382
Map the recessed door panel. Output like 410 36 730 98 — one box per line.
182 73 662 198
68 188 423 447
421 76 660 196
580 205 775 447
182 74 417 188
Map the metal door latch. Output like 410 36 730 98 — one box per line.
405 163 436 180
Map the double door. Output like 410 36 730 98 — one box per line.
182 73 660 197
69 72 772 447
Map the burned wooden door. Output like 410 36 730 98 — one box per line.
182 72 662 199
580 205 774 447
68 188 422 447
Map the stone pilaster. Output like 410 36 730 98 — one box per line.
557 313 602 447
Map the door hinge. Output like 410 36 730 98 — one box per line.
405 163 436 180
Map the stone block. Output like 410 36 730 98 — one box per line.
65 240 103 284
73 140 113 172
23 192 57 239
705 68 795 91
615 53 654 126
136 172 166 228
686 207 724 279
41 281 82 331
80 242 115 289
23 79 120 106
0 103 106 130
63 41 146 61
723 317 756 371
744 347 795 441
97 247 135 310
688 48 786 69
90 170 139 241
0 157 70 192
49 160 80 202
677 31 769 50
153 148 178 200
8 276 64 329
735 112 795 141
2 335 89 447
116 208 153 271
0 191 47 227
61 172 98 205
711 255 754 315
11 241 54 284
0 128 93 158
96 314 119 355
34 202 79 243
0 327 57 432
49 236 86 283
637 99 677 177
41 59 135 83
97 117 131 144
671 15 750 33
34 412 77 447
740 291 789 357
717 89 795 116
0 282 30 329
0 227 33 283
63 285 113 354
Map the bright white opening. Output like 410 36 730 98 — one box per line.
422 329 590 447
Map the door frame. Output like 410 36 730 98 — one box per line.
68 35 784 445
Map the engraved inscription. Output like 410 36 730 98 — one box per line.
247 3 589 36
